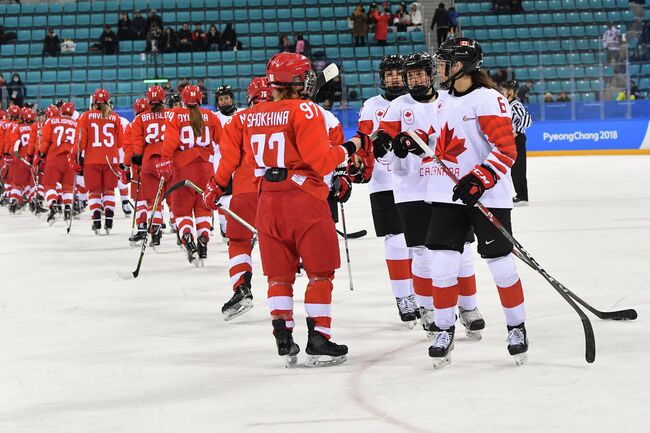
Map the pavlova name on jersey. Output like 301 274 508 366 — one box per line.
177 112 211 122
86 112 118 121
247 111 289 127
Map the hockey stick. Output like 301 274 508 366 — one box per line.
105 155 140 185
336 229 367 239
309 63 340 100
67 132 82 234
130 167 142 230
339 202 354 291
408 130 597 363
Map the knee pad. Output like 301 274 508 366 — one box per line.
486 254 519 288
459 242 475 278
384 233 409 260
430 250 461 288
306 271 335 284
411 246 432 279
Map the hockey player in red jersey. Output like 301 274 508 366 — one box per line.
124 97 150 245
74 88 124 234
1 105 21 207
409 38 527 367
159 84 222 266
6 107 37 214
39 102 78 225
204 52 367 367
202 77 272 320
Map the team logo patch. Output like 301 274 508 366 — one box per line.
375 109 384 120
403 109 414 125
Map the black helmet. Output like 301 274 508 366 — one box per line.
166 93 181 108
215 85 236 115
403 52 435 102
379 54 406 101
435 37 483 89
502 80 519 91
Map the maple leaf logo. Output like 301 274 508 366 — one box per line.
405 111 412 117
435 122 466 163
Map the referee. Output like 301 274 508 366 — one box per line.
501 80 532 206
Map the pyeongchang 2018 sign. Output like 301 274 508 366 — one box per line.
526 119 650 152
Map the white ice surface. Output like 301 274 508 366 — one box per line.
1 155 649 433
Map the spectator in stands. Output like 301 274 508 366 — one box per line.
146 9 163 34
60 38 76 54
162 27 176 53
556 91 571 102
7 73 26 107
367 3 378 34
492 68 509 84
631 79 640 99
146 20 163 53
178 77 189 93
192 23 207 51
350 4 369 46
42 28 60 57
197 79 208 104
431 3 450 47
117 12 132 41
221 23 238 51
492 0 510 13
517 80 533 103
409 2 423 28
206 25 220 51
616 89 636 100
544 92 554 102
294 34 310 57
176 23 193 52
131 10 147 40
278 34 292 52
100 25 118 54
511 0 524 13
0 73 6 107
372 3 392 46
393 2 410 32
448 6 458 37
603 22 621 64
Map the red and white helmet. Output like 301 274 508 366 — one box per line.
21 107 36 123
266 52 315 94
133 98 148 115
8 104 21 118
92 88 110 104
247 77 273 106
146 85 166 105
60 101 75 116
181 85 202 107
46 104 60 119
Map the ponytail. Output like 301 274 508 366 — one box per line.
189 106 203 137
469 70 499 91
101 103 112 119
151 103 163 113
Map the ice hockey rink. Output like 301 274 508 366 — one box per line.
1 154 648 433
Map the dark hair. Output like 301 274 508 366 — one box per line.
151 103 163 113
439 2 445 7
469 70 499 91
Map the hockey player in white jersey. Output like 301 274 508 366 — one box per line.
402 38 528 368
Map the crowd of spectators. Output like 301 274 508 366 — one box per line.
430 3 458 47
491 0 524 13
348 2 423 47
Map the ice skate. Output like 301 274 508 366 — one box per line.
104 209 114 235
129 223 147 246
395 295 419 329
459 306 485 340
428 325 455 369
121 200 132 216
513 197 529 207
46 205 58 226
182 233 197 264
507 323 529 366
222 272 253 321
8 201 18 214
195 235 208 267
272 319 300 368
419 307 437 338
63 205 72 222
92 211 102 235
305 318 348 367
149 225 162 251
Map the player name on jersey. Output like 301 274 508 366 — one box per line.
246 110 289 128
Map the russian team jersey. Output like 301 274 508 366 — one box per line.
214 108 244 171
162 107 221 168
424 87 516 209
378 93 439 204
131 110 171 163
76 110 123 165
40 116 78 159
358 94 392 194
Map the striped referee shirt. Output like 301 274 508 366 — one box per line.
510 100 532 135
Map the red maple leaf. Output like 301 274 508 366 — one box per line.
435 122 466 163
377 111 383 117
405 111 412 117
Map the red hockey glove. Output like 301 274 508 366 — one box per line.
393 129 428 159
3 153 14 166
452 164 498 207
330 166 352 203
67 153 84 175
119 163 131 184
155 156 173 178
347 149 374 184
202 176 225 211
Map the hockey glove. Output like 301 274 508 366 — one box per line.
155 156 173 178
3 153 14 166
131 154 143 166
347 150 374 184
202 176 225 211
370 130 393 159
393 129 427 159
330 166 352 203
119 163 131 184
452 164 498 207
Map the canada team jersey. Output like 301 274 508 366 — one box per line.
131 110 171 163
358 94 392 194
162 107 221 168
76 110 123 165
40 116 78 159
243 99 346 201
424 87 516 209
378 93 439 204
8 124 35 158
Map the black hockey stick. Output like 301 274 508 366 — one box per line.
409 130 596 363
339 202 354 291
336 229 367 239
130 167 141 230
309 63 340 100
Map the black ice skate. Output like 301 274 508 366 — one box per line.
104 209 114 235
428 325 456 369
419 307 437 337
63 205 72 222
149 225 162 251
182 233 197 264
92 210 102 235
195 235 208 267
8 200 18 214
46 204 58 226
507 323 529 366
459 306 485 340
272 319 300 368
305 317 348 368
221 272 254 321
395 295 419 329
129 223 147 246
122 200 132 216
